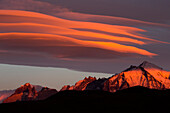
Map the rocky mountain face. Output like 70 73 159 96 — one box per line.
60 76 97 91
3 83 57 103
0 85 42 103
36 87 58 100
103 61 170 92
60 61 170 92
3 83 38 103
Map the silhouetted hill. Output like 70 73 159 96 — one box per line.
0 86 169 113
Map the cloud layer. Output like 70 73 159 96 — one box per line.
0 0 169 73
0 10 163 59
45 0 170 24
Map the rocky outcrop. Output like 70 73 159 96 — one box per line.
60 76 96 91
3 83 38 103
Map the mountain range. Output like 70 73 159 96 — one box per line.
61 61 170 92
0 61 170 104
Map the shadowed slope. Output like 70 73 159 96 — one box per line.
0 86 170 113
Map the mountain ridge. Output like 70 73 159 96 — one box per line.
61 61 170 92
1 61 170 104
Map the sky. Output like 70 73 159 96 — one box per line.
0 0 169 90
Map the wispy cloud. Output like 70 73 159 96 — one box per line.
0 0 69 14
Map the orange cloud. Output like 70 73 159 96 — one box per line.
1 10 169 67
0 23 145 45
0 10 168 45
0 32 156 57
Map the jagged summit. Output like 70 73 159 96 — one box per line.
61 76 96 91
15 83 37 95
139 61 163 70
139 61 170 79
3 83 38 103
2 83 57 103
123 61 162 72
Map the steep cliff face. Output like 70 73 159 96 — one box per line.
3 83 38 103
60 76 96 91
103 61 170 92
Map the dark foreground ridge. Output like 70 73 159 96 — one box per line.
0 86 170 113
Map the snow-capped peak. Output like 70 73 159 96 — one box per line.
60 61 170 93
139 61 163 70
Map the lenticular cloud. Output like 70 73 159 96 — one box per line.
0 9 169 72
